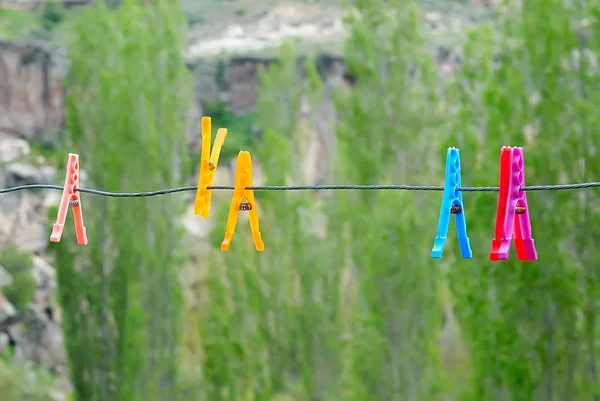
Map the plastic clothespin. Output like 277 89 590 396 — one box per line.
221 151 264 252
490 146 537 261
431 147 472 259
50 153 87 245
194 116 228 217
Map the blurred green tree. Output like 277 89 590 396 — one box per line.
52 0 191 400
444 1 600 399
199 0 447 396
199 41 344 401
330 0 444 399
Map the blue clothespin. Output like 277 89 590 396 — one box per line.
431 147 472 259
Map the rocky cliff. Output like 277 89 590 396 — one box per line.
0 39 66 142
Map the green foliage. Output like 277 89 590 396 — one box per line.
234 6 246 17
58 0 192 399
103 0 123 8
0 245 36 311
0 359 58 401
29 0 600 399
444 1 600 400
215 59 227 89
201 0 600 399
202 100 256 162
199 10 446 397
331 0 444 398
40 1 65 31
0 9 40 39
0 0 69 40
200 41 340 401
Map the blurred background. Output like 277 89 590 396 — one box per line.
0 0 599 400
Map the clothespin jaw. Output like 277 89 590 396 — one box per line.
490 146 537 261
431 147 472 259
50 153 87 245
194 116 228 217
221 151 264 252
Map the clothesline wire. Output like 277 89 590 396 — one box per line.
1 182 600 197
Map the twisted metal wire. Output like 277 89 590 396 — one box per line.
1 181 600 197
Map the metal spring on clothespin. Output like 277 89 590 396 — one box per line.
239 199 252 211
450 205 462 214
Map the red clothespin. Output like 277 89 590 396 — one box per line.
490 147 536 261
50 153 87 245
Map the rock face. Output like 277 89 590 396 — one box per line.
13 305 66 375
222 54 347 114
0 259 65 375
0 38 204 148
226 57 274 114
0 36 349 148
0 137 31 164
0 40 67 142
0 160 57 253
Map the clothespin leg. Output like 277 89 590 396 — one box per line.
221 199 241 251
431 198 451 258
514 230 537 260
514 204 537 261
200 187 213 218
453 201 472 258
245 190 264 252
194 117 212 216
490 238 511 261
71 196 88 245
490 147 513 261
50 196 69 243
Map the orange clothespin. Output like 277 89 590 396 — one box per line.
194 116 228 217
50 153 87 245
221 151 264 252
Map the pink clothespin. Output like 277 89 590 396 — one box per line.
490 147 537 261
50 153 87 245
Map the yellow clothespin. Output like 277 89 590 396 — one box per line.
194 116 228 217
221 151 264 252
